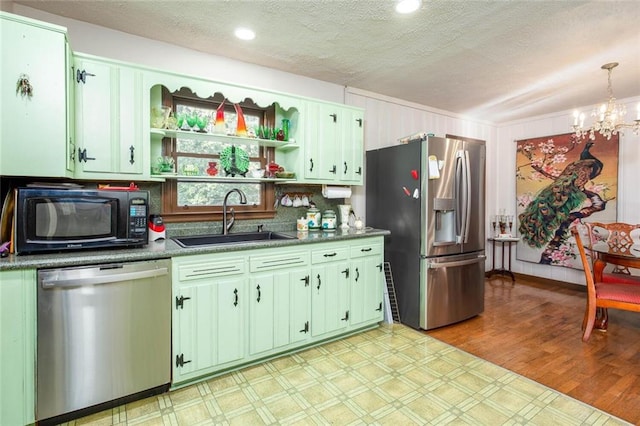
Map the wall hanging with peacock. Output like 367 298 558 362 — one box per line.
515 132 618 268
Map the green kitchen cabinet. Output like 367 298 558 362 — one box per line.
0 269 36 426
170 236 384 388
0 12 73 178
310 243 351 337
339 107 364 184
172 254 247 385
74 54 144 178
248 249 311 355
287 266 312 345
349 238 385 326
248 273 276 355
293 101 365 185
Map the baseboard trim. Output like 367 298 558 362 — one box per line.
486 271 587 293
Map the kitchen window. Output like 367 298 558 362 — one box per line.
160 89 276 222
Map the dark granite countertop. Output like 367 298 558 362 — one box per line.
0 228 390 271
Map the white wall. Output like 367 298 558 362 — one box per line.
10 5 640 285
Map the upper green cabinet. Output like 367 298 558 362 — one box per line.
279 101 364 185
0 12 73 178
74 54 145 178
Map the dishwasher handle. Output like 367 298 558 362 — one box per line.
41 267 169 288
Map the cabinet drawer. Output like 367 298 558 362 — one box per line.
311 246 349 264
350 241 383 258
178 258 246 282
250 251 309 272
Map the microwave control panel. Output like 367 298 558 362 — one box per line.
129 198 148 239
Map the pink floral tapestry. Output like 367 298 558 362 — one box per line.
515 132 618 268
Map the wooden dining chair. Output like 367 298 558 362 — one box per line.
571 224 640 341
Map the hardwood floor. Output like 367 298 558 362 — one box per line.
426 274 640 425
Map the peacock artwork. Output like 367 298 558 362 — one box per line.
515 132 618 268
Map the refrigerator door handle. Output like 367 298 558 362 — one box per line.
462 150 471 244
455 150 471 244
425 255 486 269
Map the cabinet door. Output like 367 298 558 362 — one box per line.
0 269 36 426
288 268 311 345
216 278 245 365
173 284 216 381
249 268 310 354
173 276 246 382
0 15 69 177
75 56 143 176
339 107 364 184
303 102 341 181
350 240 385 326
350 257 384 325
172 254 247 384
311 260 350 337
249 274 275 355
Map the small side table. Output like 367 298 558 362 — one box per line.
487 237 520 282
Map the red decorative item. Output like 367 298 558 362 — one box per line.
411 169 419 180
206 162 218 176
266 161 283 178
234 104 248 136
214 100 226 134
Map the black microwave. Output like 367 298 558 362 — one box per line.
14 188 149 254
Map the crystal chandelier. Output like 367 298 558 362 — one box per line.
572 62 640 140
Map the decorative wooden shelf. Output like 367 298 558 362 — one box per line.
150 174 296 184
150 128 299 152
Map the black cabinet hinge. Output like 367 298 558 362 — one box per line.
175 353 191 368
175 295 191 309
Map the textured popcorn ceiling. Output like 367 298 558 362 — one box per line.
12 0 640 123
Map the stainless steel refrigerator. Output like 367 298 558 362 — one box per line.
366 135 485 330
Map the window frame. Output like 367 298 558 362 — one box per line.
159 89 277 223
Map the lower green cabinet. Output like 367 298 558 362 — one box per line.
172 254 247 384
249 250 311 355
0 269 36 426
171 236 384 388
349 240 385 326
310 244 350 337
288 267 312 345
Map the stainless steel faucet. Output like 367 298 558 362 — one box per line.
222 189 247 235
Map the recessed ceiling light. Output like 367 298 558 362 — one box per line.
234 27 255 41
395 0 422 14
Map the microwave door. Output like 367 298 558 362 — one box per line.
40 201 58 238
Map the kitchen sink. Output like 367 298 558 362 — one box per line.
172 231 296 248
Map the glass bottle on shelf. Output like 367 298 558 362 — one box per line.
206 162 218 176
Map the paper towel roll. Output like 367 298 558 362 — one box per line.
322 185 352 199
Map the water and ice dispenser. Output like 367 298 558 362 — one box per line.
433 197 456 244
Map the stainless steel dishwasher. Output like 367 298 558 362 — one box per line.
36 259 171 422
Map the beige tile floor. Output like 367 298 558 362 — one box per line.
63 324 629 426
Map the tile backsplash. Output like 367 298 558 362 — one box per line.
141 182 346 237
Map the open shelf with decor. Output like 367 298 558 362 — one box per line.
150 128 299 152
